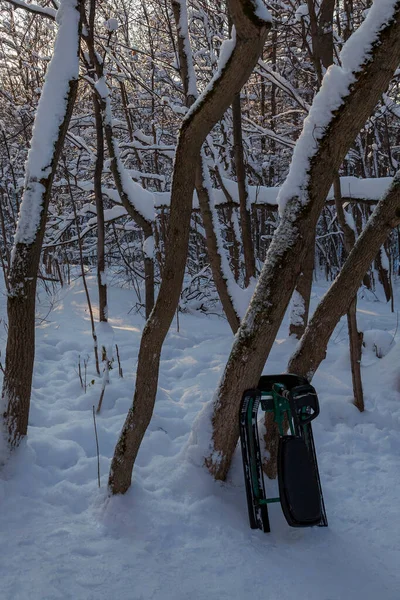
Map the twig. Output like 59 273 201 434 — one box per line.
97 386 106 414
64 158 100 375
115 344 123 378
78 355 83 389
92 406 100 488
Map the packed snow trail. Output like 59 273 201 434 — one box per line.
0 278 399 599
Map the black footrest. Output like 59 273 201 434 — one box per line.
278 436 322 527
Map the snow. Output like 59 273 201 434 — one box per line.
253 0 272 23
104 18 118 32
363 328 395 359
87 205 127 226
295 4 309 21
289 289 306 327
381 246 390 271
0 275 399 599
175 0 198 100
143 235 155 259
12 0 80 247
152 176 392 210
344 206 357 235
7 0 57 19
96 320 115 358
340 0 399 73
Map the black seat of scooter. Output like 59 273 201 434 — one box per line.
278 436 322 527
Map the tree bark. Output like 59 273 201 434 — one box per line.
334 174 364 411
84 19 155 320
375 245 392 303
206 4 400 481
93 94 107 322
288 245 314 339
232 91 255 286
88 0 107 322
172 0 241 333
347 299 364 411
289 0 335 339
288 173 400 380
195 162 241 333
108 0 271 495
1 0 82 447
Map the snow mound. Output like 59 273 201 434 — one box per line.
363 329 395 358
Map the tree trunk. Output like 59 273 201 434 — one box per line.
206 4 400 481
172 0 240 333
196 162 241 333
93 94 107 322
288 173 400 380
232 91 255 286
1 0 82 447
289 0 335 339
288 245 314 339
87 0 107 323
334 174 364 411
108 0 271 495
347 298 364 411
84 21 156 320
375 245 392 303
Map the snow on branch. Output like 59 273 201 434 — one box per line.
13 0 80 247
257 59 310 112
3 0 57 19
277 0 400 215
91 77 155 224
173 0 198 102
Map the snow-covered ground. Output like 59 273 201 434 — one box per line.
0 276 399 600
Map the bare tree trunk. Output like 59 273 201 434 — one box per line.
108 0 271 495
375 245 392 303
206 5 400 481
232 92 255 286
1 0 82 447
288 173 400 380
83 15 155 320
288 246 314 339
334 175 364 411
93 95 107 322
87 0 108 323
196 163 241 333
347 299 364 411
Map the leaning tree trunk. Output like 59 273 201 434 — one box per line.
172 0 241 334
1 0 82 447
206 2 400 481
195 164 241 333
108 0 271 495
288 172 400 379
288 0 335 340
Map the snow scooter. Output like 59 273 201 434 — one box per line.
239 373 328 533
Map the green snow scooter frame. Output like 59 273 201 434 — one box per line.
239 374 328 533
